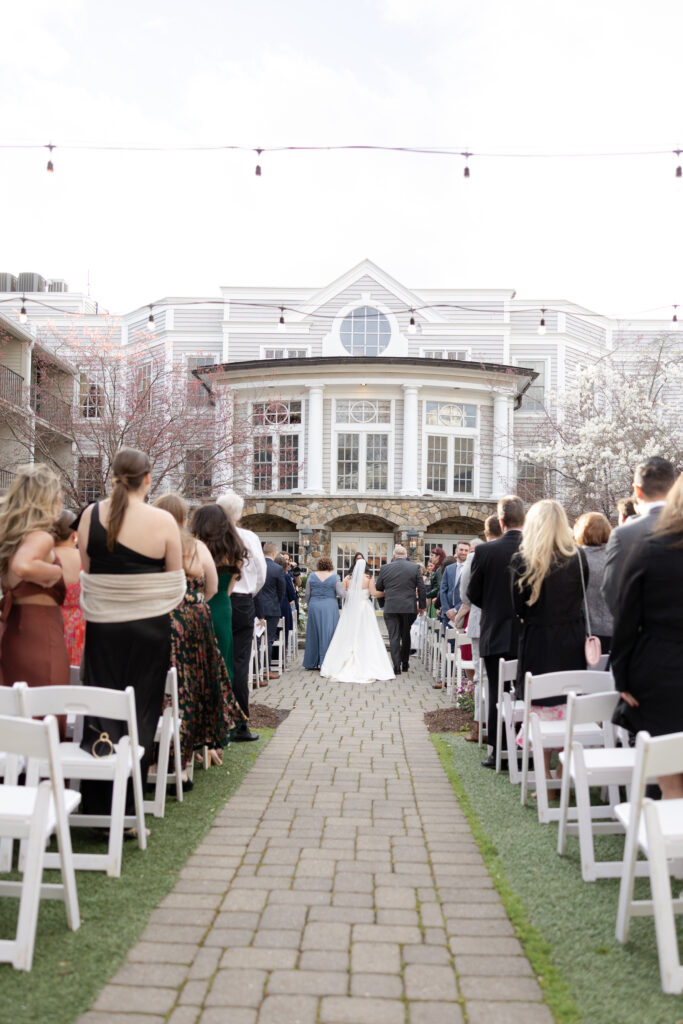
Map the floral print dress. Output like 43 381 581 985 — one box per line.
169 573 245 764
62 581 86 666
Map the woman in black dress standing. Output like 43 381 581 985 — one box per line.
77 448 182 817
611 475 683 798
511 499 588 775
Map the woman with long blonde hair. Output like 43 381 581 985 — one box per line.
611 474 683 798
0 464 69 708
511 499 589 775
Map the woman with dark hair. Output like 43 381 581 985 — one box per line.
573 511 613 652
426 547 446 618
77 448 184 818
54 509 86 666
0 463 68 701
611 476 683 797
343 551 371 591
154 494 244 771
191 504 246 684
275 552 297 649
303 557 345 669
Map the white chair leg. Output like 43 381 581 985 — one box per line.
107 755 128 878
645 801 683 994
172 705 183 803
616 803 642 943
14 786 50 971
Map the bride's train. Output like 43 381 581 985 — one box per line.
320 559 395 684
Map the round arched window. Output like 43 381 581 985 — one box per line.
340 306 391 355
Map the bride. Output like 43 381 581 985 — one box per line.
320 557 395 683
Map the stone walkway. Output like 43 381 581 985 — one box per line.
80 662 553 1024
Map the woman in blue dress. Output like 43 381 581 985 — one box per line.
303 557 346 669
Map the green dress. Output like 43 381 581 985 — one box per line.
209 566 235 680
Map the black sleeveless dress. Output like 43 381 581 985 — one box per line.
80 503 171 815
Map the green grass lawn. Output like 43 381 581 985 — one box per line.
0 731 271 1024
434 733 683 1024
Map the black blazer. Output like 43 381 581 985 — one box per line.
254 558 286 619
374 559 426 614
466 530 522 657
601 505 663 614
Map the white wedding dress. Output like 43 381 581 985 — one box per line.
320 560 395 684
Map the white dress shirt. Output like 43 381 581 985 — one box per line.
231 526 267 596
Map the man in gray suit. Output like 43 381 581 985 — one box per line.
371 545 427 675
601 456 677 614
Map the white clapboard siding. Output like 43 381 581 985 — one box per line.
478 404 494 498
565 314 606 346
393 398 404 493
322 397 332 493
511 309 559 333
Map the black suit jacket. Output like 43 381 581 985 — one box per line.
254 558 286 619
466 530 522 657
375 559 426 614
601 505 662 615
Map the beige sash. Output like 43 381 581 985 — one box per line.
80 569 186 623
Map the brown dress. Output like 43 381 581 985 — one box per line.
0 571 69 733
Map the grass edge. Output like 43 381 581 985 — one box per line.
432 733 583 1024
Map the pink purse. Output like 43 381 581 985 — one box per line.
577 551 602 668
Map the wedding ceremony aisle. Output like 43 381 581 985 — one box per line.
79 664 551 1024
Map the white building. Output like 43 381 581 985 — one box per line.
0 259 676 570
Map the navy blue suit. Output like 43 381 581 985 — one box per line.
255 558 287 662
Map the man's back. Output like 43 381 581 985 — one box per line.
376 559 424 613
466 530 521 656
601 506 662 614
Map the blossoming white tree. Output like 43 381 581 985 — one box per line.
519 333 683 518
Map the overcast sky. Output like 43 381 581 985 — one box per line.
2 0 682 318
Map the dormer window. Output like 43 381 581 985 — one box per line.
340 307 391 356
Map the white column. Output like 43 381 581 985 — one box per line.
305 385 325 493
492 391 513 498
401 385 420 495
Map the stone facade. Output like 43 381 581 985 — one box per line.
240 496 496 567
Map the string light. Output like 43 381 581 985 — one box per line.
463 152 471 178
255 149 262 176
408 312 417 335
673 305 680 328
675 151 682 178
18 298 27 324
537 308 547 336
277 307 286 332
147 306 155 332
46 143 54 173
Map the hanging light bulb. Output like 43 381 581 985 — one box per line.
675 151 682 178
277 307 286 332
46 143 55 173
463 151 472 178
147 307 155 333
537 308 547 336
18 298 27 325
408 311 417 335
255 149 263 176
673 305 680 329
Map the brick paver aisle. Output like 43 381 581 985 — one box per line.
82 664 552 1024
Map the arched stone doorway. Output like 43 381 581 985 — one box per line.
240 513 299 560
326 513 397 576
424 515 485 561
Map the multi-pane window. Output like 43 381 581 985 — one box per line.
336 433 359 490
453 437 475 493
252 400 302 426
263 348 308 360
77 456 102 504
366 434 388 490
253 437 273 492
79 374 104 418
251 400 301 492
517 460 549 503
519 359 547 411
187 356 215 407
422 349 471 361
340 307 391 355
184 448 213 500
426 436 448 492
425 402 477 428
335 399 391 424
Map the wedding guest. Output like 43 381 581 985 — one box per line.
303 557 345 670
611 474 683 797
425 547 446 619
191 504 246 687
602 457 676 613
275 552 297 651
484 514 503 540
467 495 525 769
77 448 184 818
254 543 287 679
616 496 636 525
54 509 86 666
154 494 244 772
573 511 613 652
215 491 266 742
454 538 483 741
511 499 587 777
0 464 68 709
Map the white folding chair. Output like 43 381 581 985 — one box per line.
495 658 520 775
444 630 474 702
145 668 183 819
477 656 487 748
272 617 286 676
557 690 642 881
0 685 25 872
286 624 298 665
18 684 147 878
615 730 683 994
520 670 614 818
0 713 81 970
